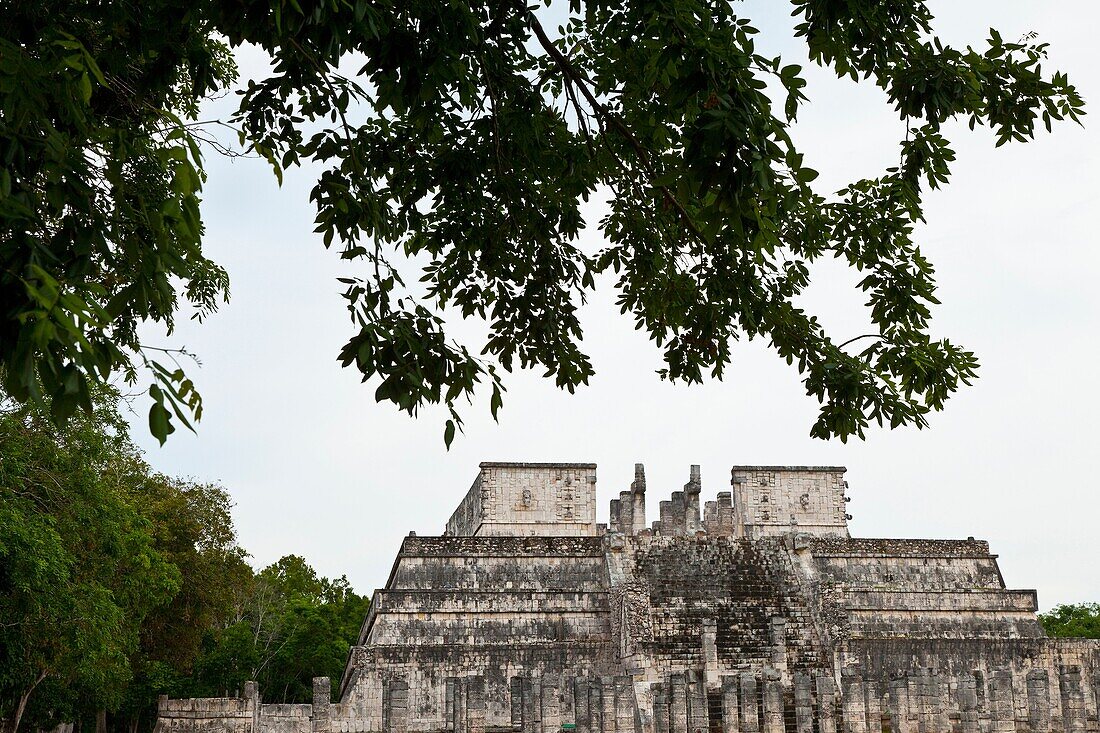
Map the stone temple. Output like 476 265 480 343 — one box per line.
155 462 1100 733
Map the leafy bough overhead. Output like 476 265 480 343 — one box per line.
1 0 1085 444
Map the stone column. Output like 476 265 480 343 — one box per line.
704 501 719 535
653 683 670 733
446 679 456 732
561 678 575 733
741 673 760 733
716 493 734 536
989 670 1015 733
864 679 881 733
467 677 486 733
590 678 605 733
1025 670 1050 733
617 676 638 733
688 670 709 733
619 492 635 536
382 678 408 733
909 669 928 733
310 673 330 730
1091 674 1100 733
542 679 562 733
632 464 647 535
703 620 720 690
602 676 619 733
794 673 814 733
887 675 911 733
972 670 988 733
521 678 542 733
841 669 867 733
575 678 592 733
930 671 950 733
244 681 260 733
1091 669 1100 730
762 669 785 733
768 619 788 680
670 674 688 733
670 494 687 536
817 675 837 733
1059 666 1086 733
512 678 525 732
455 678 468 733
660 501 675 536
958 672 980 733
721 677 740 733
685 466 702 534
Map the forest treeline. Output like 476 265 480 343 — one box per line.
1039 604 1100 640
0 389 369 733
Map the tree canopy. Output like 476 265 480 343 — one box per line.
0 0 1085 445
0 389 366 733
1039 603 1100 640
187 555 369 704
0 389 181 732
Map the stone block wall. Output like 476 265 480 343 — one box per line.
445 472 485 538
259 705 312 733
607 465 849 539
345 533 614 730
808 538 1044 641
731 467 849 538
446 463 598 537
812 542 1004 592
612 536 826 677
153 683 260 733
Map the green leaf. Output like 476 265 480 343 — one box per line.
148 401 175 445
77 72 93 103
795 167 819 183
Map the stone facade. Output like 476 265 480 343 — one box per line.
445 463 599 537
155 463 1100 733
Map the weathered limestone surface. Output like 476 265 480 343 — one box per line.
445 463 599 537
156 463 1100 733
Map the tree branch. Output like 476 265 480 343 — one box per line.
836 333 882 350
523 8 709 246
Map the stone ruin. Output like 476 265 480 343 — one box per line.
154 462 1100 733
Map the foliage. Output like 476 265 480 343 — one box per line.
117 477 252 727
1 1 1086 444
0 387 367 731
0 1 235 444
1039 603 1100 639
190 555 370 703
0 389 180 732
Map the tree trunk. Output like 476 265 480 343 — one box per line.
10 690 30 733
129 715 139 733
95 709 106 733
11 670 49 733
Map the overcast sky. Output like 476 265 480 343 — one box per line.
131 1 1099 610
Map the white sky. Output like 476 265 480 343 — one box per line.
132 1 1099 610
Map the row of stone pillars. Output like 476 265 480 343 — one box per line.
651 665 1092 733
840 666 1089 733
419 665 1093 733
512 676 639 733
651 668 832 733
